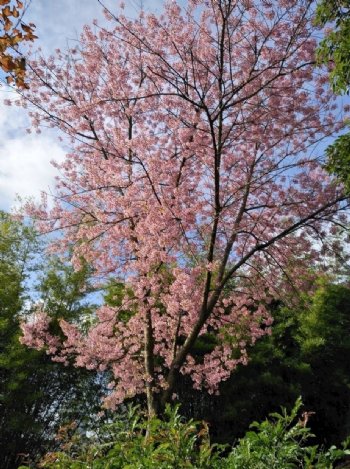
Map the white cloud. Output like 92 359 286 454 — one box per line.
0 97 65 210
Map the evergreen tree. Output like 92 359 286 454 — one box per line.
0 212 104 468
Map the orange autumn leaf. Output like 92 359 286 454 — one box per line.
0 0 36 88
4 18 13 31
0 55 16 71
2 5 11 16
21 23 32 33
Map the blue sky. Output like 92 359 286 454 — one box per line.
0 0 164 211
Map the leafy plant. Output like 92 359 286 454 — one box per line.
31 405 222 469
224 398 350 468
21 401 350 469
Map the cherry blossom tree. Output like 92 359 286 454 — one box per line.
20 0 349 416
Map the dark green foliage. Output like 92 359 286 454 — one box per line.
325 133 350 194
177 282 350 446
21 401 350 469
0 212 104 468
316 0 350 95
0 212 42 467
298 282 350 445
316 0 350 193
176 302 307 445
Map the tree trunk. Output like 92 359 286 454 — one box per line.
144 308 158 417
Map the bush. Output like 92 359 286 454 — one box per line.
26 405 222 469
19 399 349 469
223 398 350 469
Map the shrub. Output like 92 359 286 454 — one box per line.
19 400 350 469
27 405 222 469
223 398 350 469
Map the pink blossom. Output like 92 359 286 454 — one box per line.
19 0 348 410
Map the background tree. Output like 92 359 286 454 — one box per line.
316 0 350 95
316 0 350 193
298 280 350 445
0 211 104 469
20 0 349 417
176 279 350 446
325 133 350 194
0 0 36 88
